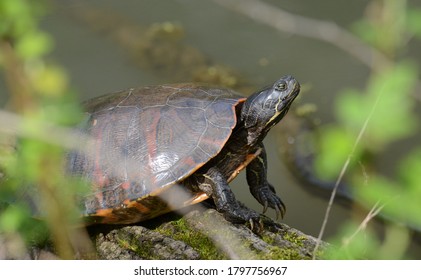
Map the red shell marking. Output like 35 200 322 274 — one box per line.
68 84 246 224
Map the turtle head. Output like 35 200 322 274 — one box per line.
241 75 300 145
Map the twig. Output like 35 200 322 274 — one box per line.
211 0 391 71
311 82 384 258
0 110 82 150
341 200 384 247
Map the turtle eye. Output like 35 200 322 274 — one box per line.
275 81 287 91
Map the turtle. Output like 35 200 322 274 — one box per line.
68 75 300 225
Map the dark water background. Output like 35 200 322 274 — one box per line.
1 0 421 257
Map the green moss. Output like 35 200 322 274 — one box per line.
259 231 311 260
116 235 137 252
156 218 227 259
117 237 137 251
115 231 156 259
283 232 307 247
264 246 308 260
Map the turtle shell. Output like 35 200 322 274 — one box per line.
69 84 246 224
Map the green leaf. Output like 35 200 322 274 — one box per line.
314 125 360 180
32 65 68 96
0 205 29 233
365 63 418 142
335 88 369 134
336 63 418 149
326 222 380 259
355 174 421 231
407 8 421 38
16 30 53 59
351 19 379 48
0 0 46 38
398 147 421 191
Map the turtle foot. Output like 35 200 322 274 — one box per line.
221 201 260 224
256 184 286 220
220 201 281 233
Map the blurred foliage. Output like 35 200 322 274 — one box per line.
313 0 421 259
353 0 421 56
336 63 417 148
1 0 420 260
0 0 88 259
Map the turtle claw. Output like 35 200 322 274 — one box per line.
275 200 286 220
252 184 286 220
248 217 266 233
262 201 268 214
275 205 282 220
249 218 255 232
223 204 277 234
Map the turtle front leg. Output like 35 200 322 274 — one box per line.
196 167 261 225
246 143 286 219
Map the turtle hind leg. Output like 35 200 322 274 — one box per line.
195 167 261 225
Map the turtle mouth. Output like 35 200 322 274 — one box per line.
277 81 300 114
281 92 298 109
283 81 300 103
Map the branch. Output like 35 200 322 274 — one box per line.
211 0 421 102
211 0 391 71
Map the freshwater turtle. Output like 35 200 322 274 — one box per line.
69 75 300 225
